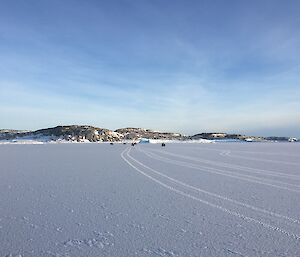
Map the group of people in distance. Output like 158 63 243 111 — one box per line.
130 142 166 147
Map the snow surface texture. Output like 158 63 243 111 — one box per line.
0 143 299 257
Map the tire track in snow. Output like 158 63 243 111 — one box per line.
188 145 300 158
136 148 300 226
144 148 300 193
121 148 300 241
220 151 300 166
153 148 300 180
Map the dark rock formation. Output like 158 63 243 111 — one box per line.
115 128 185 141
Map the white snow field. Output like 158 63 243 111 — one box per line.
0 143 299 257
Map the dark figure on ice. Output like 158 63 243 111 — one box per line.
161 143 166 147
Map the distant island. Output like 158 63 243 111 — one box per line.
0 125 298 143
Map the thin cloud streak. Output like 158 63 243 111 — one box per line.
0 1 299 136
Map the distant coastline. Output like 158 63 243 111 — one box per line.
0 125 298 144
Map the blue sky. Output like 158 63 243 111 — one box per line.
0 0 299 136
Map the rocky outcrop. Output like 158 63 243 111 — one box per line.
265 136 294 142
189 133 265 142
0 129 31 140
115 128 185 141
0 126 123 142
33 125 124 142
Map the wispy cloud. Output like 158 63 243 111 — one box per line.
0 1 300 136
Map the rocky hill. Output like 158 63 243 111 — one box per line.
189 132 265 142
32 125 123 142
114 127 185 141
0 126 123 142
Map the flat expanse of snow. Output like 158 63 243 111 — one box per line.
0 143 299 257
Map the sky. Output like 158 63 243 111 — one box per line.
0 0 300 137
